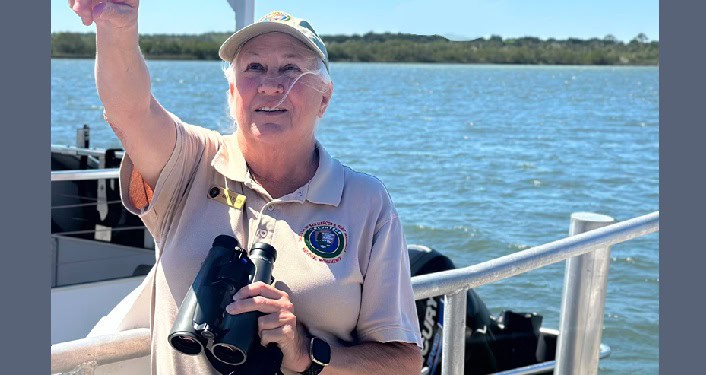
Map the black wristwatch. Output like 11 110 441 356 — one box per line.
299 336 331 375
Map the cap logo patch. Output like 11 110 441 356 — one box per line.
262 11 291 22
301 221 347 263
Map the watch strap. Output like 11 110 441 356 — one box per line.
299 336 329 375
300 362 325 375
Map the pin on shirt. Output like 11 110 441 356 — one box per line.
208 186 246 210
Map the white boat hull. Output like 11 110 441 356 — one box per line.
51 276 145 345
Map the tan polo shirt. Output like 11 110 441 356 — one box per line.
93 118 422 374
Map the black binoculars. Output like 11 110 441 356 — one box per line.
168 235 277 366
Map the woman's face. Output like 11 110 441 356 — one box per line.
230 32 332 147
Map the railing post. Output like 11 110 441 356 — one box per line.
555 212 615 375
441 290 467 375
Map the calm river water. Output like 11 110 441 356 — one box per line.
52 59 659 374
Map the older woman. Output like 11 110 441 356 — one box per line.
70 1 422 374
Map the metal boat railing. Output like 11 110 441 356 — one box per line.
51 329 150 374
50 171 659 374
51 167 142 240
412 211 658 375
52 168 120 182
51 145 125 159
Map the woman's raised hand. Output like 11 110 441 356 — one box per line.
69 0 139 29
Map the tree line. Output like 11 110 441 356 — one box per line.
51 32 658 65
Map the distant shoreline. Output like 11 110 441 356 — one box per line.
52 32 659 66
50 56 659 67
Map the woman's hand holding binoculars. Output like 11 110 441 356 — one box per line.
227 281 312 373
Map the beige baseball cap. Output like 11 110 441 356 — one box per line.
218 10 329 70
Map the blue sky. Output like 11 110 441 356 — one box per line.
52 0 659 42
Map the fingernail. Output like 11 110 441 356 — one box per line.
93 2 107 18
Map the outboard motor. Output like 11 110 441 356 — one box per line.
408 245 550 375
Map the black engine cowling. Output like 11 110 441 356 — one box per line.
408 245 551 375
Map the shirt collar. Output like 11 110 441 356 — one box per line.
306 141 344 206
211 134 249 183
211 136 344 206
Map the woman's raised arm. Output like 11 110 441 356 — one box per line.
70 0 176 188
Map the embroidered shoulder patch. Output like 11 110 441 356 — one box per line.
300 221 347 263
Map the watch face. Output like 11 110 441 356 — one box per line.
311 337 331 365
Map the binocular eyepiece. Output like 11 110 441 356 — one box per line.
168 235 277 366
